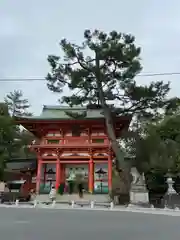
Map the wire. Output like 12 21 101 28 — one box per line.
0 72 180 82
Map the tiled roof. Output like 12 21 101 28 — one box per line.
41 105 104 119
15 105 132 121
15 105 105 120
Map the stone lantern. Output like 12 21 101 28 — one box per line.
166 177 177 195
163 176 179 209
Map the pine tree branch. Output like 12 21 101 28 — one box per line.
74 53 95 73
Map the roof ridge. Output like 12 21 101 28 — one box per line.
43 105 87 110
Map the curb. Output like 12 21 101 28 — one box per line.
0 204 180 216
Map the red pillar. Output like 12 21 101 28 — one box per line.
88 160 94 193
43 163 47 184
36 159 42 194
56 161 61 190
108 153 112 192
61 164 65 182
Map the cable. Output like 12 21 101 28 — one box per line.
0 72 180 82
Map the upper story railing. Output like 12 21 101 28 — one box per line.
31 136 109 146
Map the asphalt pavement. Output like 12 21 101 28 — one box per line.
0 207 179 240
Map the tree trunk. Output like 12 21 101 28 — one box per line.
103 106 131 193
95 52 131 195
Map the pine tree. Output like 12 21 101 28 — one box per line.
5 90 32 117
4 90 33 160
46 29 176 193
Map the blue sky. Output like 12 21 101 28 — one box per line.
0 0 180 115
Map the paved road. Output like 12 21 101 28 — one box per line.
0 208 179 240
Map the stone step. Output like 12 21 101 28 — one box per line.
36 194 110 203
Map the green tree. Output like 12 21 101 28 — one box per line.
4 90 32 159
5 90 32 117
131 115 180 203
46 29 174 192
16 129 35 158
133 114 180 174
0 102 16 179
